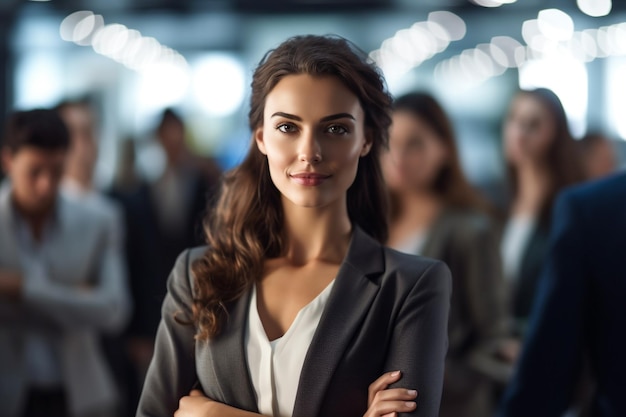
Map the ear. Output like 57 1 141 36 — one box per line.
360 129 373 157
254 127 267 155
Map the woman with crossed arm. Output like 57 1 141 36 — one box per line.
137 35 451 417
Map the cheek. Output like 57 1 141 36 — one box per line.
328 143 364 181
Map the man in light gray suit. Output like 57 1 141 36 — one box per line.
0 109 131 417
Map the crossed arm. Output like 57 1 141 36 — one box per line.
138 251 449 417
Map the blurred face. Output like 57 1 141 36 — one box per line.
382 110 449 192
586 140 616 179
255 74 371 209
157 119 185 163
504 94 556 166
58 105 98 174
2 147 66 216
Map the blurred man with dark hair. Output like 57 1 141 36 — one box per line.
0 108 130 417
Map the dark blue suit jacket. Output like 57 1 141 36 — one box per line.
498 173 626 417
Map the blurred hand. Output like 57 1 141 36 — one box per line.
497 338 522 364
0 270 23 300
364 371 418 417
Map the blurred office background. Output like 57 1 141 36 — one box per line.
0 0 625 193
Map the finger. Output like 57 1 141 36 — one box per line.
189 389 204 397
370 400 417 416
382 413 397 417
368 371 402 406
372 388 418 404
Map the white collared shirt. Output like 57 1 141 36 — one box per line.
245 280 335 417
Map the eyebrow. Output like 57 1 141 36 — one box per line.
270 112 356 122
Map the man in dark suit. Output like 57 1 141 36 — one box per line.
498 173 626 417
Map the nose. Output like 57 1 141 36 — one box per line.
298 131 322 164
36 172 57 199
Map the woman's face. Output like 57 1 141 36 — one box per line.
255 74 371 210
504 94 556 166
382 110 448 192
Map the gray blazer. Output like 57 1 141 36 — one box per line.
420 208 509 417
0 182 131 417
137 226 451 417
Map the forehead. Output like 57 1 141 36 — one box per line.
510 94 550 117
10 146 66 165
59 105 94 126
264 74 363 119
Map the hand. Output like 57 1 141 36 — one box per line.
364 371 418 417
497 338 522 364
175 390 213 417
0 270 23 300
175 390 262 417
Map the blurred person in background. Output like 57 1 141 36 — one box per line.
110 108 220 414
500 88 584 347
381 92 510 417
55 99 99 196
56 98 133 415
498 172 626 417
578 132 618 181
0 109 130 417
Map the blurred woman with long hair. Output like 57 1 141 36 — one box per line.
382 92 509 417
500 88 584 339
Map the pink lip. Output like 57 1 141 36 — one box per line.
289 172 331 186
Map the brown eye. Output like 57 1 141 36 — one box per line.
277 123 297 133
326 125 348 135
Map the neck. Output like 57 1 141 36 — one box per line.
513 162 552 216
280 197 352 265
11 196 53 242
395 189 442 223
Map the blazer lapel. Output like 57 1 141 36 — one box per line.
293 227 384 417
207 288 259 412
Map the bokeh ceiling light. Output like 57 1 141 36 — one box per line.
577 0 612 17
522 19 541 45
471 0 517 8
192 55 246 117
537 9 574 41
490 36 524 68
73 14 104 46
371 10 466 81
428 11 466 41
60 10 188 75
568 31 598 62
92 24 129 57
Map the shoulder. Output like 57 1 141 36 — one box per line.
558 173 626 215
60 192 120 229
552 174 626 236
173 246 208 271
437 207 496 244
381 247 452 293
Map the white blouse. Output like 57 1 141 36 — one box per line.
501 215 537 283
245 280 335 417
391 229 428 256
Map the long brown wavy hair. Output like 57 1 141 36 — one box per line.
190 35 393 340
506 88 584 227
387 92 489 220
